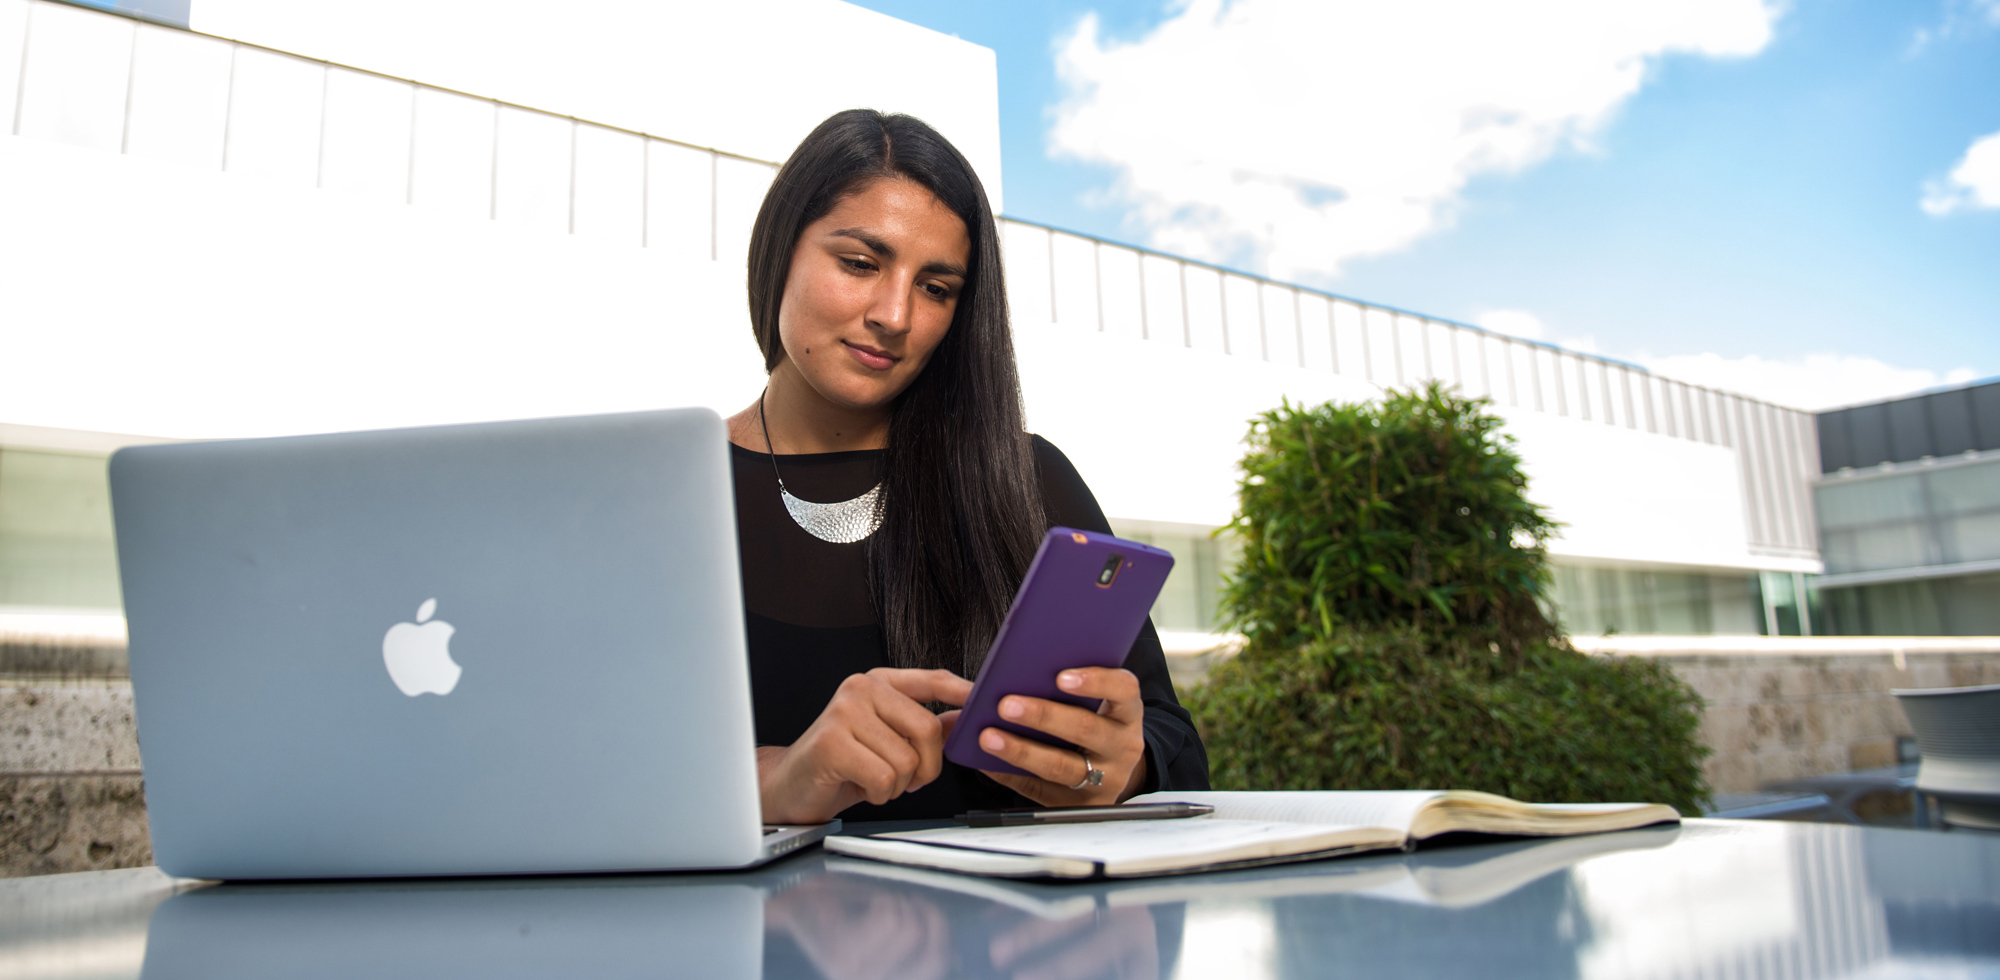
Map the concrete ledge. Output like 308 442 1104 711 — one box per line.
1159 631 1243 691
1572 635 2000 658
1171 633 2000 796
1 680 141 773
3 626 1996 875
0 775 151 878
0 612 129 679
0 676 150 878
1597 642 2000 793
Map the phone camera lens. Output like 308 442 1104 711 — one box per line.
1097 554 1123 587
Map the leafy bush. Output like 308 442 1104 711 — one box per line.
1184 385 1710 814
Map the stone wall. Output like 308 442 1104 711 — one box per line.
1569 636 2000 795
5 622 1999 876
1 615 150 878
0 679 151 877
1163 635 2000 795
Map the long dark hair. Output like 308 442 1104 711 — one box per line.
746 109 1045 676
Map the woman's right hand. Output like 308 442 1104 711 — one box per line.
757 668 972 824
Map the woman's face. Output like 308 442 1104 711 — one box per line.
775 176 971 413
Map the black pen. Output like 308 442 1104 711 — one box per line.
956 803 1215 827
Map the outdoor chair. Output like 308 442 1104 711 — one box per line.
1894 682 2000 831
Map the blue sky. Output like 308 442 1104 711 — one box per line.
848 0 2000 410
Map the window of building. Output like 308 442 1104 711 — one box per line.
0 448 122 611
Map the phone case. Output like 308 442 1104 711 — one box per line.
943 527 1175 777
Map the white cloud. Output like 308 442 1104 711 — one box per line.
1050 0 1780 281
1474 309 1600 353
1474 309 1548 342
1908 0 2000 53
1636 352 1979 411
1920 129 2000 215
1476 311 1978 410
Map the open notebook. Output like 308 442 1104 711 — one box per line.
823 790 1680 880
823 823 1684 918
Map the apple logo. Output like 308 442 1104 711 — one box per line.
382 598 461 697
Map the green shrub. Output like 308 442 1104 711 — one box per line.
1184 385 1710 814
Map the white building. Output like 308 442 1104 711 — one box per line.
0 0 1827 647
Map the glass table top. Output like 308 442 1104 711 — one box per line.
2 819 1995 979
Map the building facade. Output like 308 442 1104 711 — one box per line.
1 0 1841 645
1813 379 2000 635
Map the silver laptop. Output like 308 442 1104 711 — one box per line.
109 408 832 879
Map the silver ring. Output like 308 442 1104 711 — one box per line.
1067 752 1103 791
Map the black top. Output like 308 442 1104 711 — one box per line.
732 434 1210 820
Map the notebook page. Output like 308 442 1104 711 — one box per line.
1127 791 1444 833
1502 802 1661 813
878 818 1361 865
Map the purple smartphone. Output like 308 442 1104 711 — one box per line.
943 527 1175 776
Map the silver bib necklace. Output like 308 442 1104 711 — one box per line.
759 390 884 544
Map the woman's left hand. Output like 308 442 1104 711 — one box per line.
969 667 1149 806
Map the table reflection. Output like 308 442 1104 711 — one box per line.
766 869 1163 980
138 875 765 980
2 820 1992 980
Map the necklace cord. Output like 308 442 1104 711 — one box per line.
757 388 787 492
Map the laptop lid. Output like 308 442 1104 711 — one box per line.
110 409 765 878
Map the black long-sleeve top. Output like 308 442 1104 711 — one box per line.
732 434 1209 820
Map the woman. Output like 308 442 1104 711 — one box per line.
726 109 1207 824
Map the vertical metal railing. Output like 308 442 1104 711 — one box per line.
993 213 1821 557
2 0 1821 559
2 0 777 258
